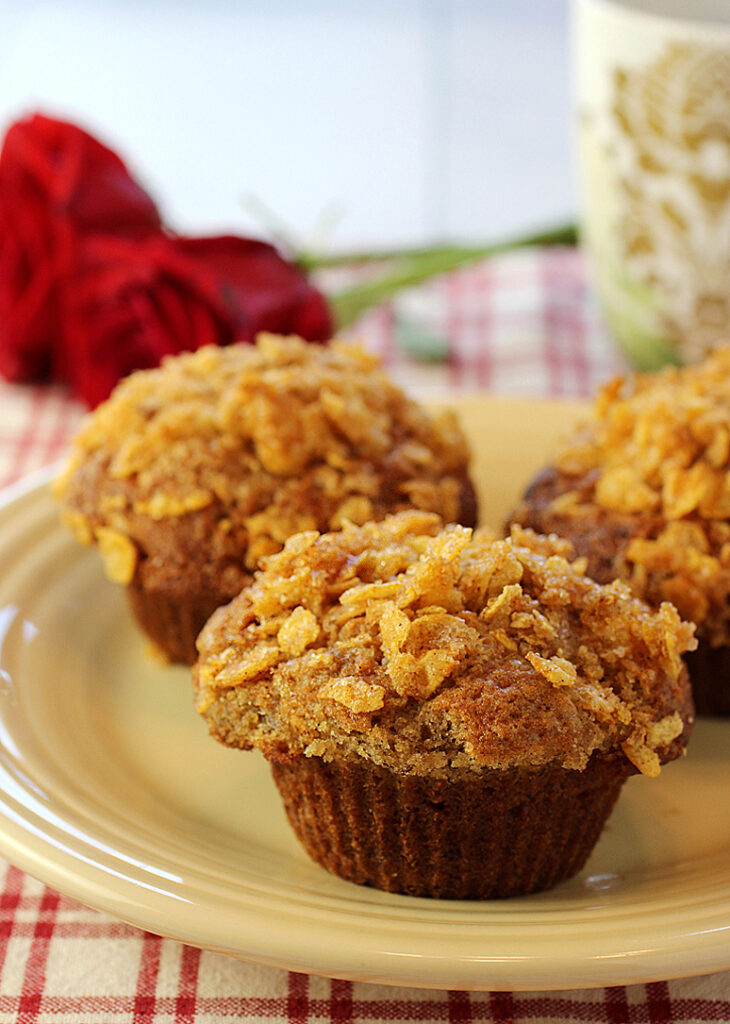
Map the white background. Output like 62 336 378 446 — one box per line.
0 0 574 251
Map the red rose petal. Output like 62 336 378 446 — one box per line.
0 112 161 384
174 235 333 342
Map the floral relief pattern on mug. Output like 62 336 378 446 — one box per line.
582 41 730 368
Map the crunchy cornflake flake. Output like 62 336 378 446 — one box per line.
526 652 578 687
133 489 213 519
208 642 280 688
319 676 386 712
621 738 662 778
94 527 137 584
378 602 410 659
647 712 683 749
277 607 320 657
481 583 523 622
61 509 93 546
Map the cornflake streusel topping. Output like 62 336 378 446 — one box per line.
55 335 472 581
195 511 695 779
551 346 730 641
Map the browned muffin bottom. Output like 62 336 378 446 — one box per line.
195 511 695 899
682 646 730 717
125 582 245 666
270 751 633 899
512 349 730 716
55 335 478 664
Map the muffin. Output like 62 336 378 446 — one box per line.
194 510 695 900
512 346 730 716
55 334 477 664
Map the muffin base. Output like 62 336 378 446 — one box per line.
456 473 479 530
269 752 634 900
126 582 243 665
684 645 730 717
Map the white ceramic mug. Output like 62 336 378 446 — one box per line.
573 0 730 368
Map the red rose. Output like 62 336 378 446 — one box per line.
0 112 334 405
60 232 332 408
0 113 160 382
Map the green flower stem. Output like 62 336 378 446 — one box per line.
306 222 578 330
301 222 578 270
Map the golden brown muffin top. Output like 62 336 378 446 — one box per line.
547 346 730 641
55 335 472 585
195 511 695 779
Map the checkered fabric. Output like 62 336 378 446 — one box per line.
0 246 727 1022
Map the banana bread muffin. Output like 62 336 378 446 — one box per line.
512 346 730 716
55 335 477 664
194 510 695 899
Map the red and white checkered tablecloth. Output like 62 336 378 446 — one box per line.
0 246 728 1023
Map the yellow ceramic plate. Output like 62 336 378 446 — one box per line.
0 396 728 992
